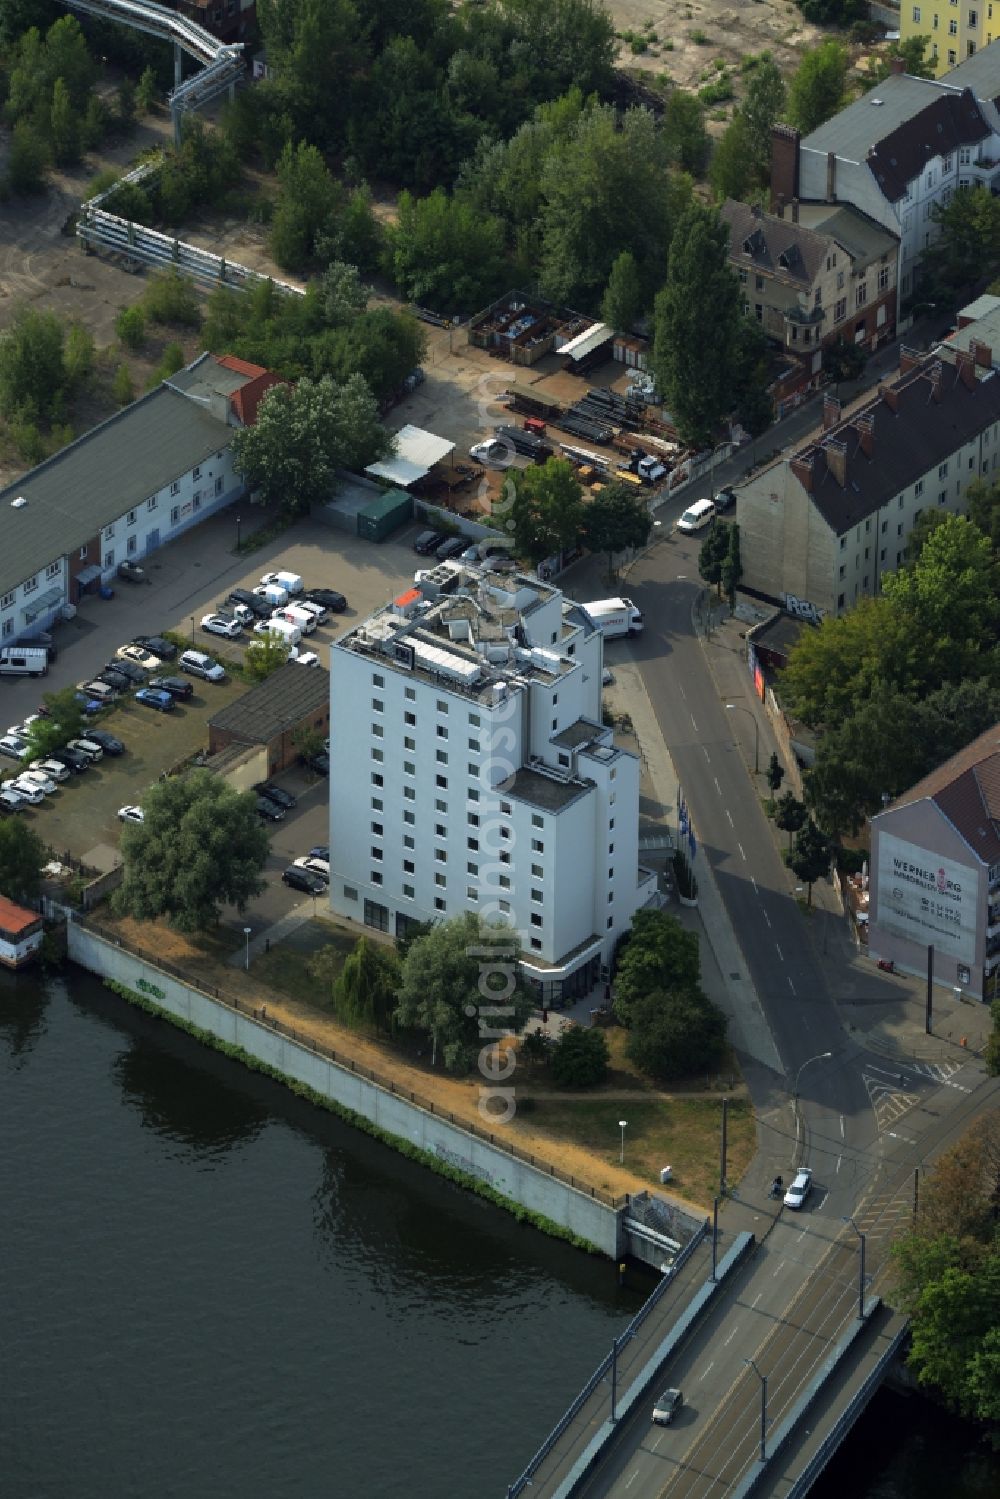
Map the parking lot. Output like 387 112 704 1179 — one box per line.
0 505 423 885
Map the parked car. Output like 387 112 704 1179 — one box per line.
117 560 146 583
309 845 330 861
228 603 256 626
228 587 272 619
7 777 45 804
74 693 105 716
784 1168 813 1209
254 782 297 810
295 599 328 626
436 536 467 561
67 737 103 762
133 635 177 660
179 650 225 682
18 769 58 795
149 675 193 701
86 676 124 699
106 659 146 686
85 729 125 756
712 488 736 514
117 643 162 671
302 588 347 613
261 570 303 596
118 805 144 825
413 529 444 555
135 687 175 713
0 735 29 760
281 864 326 895
293 855 330 882
469 439 512 468
289 649 321 668
201 612 242 639
302 749 329 776
30 758 70 782
652 1389 684 1426
256 796 285 822
96 669 130 692
49 747 90 773
0 787 25 813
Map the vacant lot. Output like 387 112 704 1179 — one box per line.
609 0 823 95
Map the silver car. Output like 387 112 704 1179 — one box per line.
784 1168 813 1209
652 1388 683 1425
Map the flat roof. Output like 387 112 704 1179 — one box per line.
552 717 606 751
496 765 593 813
559 322 613 362
365 424 454 487
208 663 329 744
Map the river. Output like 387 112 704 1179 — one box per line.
1 970 996 1499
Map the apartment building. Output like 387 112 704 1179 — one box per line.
0 353 278 643
901 0 998 74
870 724 1000 1001
770 42 1000 306
720 199 898 370
328 565 658 1005
735 345 1000 616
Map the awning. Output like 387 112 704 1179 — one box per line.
75 565 103 587
23 585 64 623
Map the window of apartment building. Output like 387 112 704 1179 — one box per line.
22 575 37 596
371 748 384 764
949 47 958 61
856 282 868 308
371 821 383 836
898 522 904 536
434 898 446 912
531 814 543 828
467 812 479 827
54 557 68 575
530 937 542 951
881 549 887 563
839 564 846 579
467 886 478 901
436 699 448 714
738 267 748 285
913 4 921 18
170 506 180 525
530 913 542 928
435 873 446 889
469 712 480 727
813 287 822 308
373 673 384 687
104 551 114 569
371 771 383 786
532 863 543 878
372 797 384 813
926 169 935 190
371 846 383 862
103 523 115 540
436 724 447 739
404 711 416 725
497 899 511 914
147 495 157 511
372 697 383 712
754 304 763 322
531 838 544 853
839 536 846 551
403 786 415 802
402 809 414 824
403 884 415 899
790 326 798 343
371 871 383 886
878 265 890 291
499 851 511 866
914 480 924 497
0 619 11 639
371 723 383 740
755 275 763 290
435 750 448 765
403 860 414 875
403 835 415 850
435 774 448 789
468 837 479 852
949 14 958 27
938 461 949 479
405 687 415 701
344 886 358 903
404 736 415 752
168 480 180 496
960 150 972 168
435 798 447 812
127 509 136 526
403 760 415 776
837 270 845 290
834 297 847 322
468 738 480 753
127 536 137 555
838 592 845 608
968 38 977 53
942 153 952 172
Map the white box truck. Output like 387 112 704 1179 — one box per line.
255 617 302 647
581 598 644 638
274 605 317 635
261 570 303 596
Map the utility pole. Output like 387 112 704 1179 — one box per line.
711 1197 719 1282
720 1097 728 1196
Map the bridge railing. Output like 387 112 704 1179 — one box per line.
506 1219 709 1499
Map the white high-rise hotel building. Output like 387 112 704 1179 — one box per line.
328 562 657 1006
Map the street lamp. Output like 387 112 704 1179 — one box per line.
792 1050 833 1102
843 1216 867 1321
236 514 242 551
744 1358 768 1462
190 614 195 641
619 1119 627 1165
725 701 760 774
243 925 252 971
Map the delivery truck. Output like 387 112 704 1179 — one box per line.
581 597 644 638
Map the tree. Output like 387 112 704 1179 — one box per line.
922 186 1000 301
787 41 849 136
142 270 201 328
230 374 392 516
721 522 742 608
653 203 743 446
732 320 773 446
788 817 831 905
965 474 1000 553
242 634 292 682
742 57 786 186
710 111 756 203
869 35 934 84
986 998 1000 1077
823 337 868 385
504 458 586 564
698 520 729 594
903 506 951 565
21 686 85 765
394 912 533 1071
0 819 47 904
765 752 784 795
625 987 727 1081
5 121 49 194
320 260 369 326
550 1025 610 1088
135 65 158 114
147 342 185 389
601 250 644 332
775 792 807 850
112 363 134 406
63 322 94 392
115 305 146 350
389 188 507 311
881 516 1000 690
663 89 709 177
0 306 65 421
804 692 927 836
612 909 701 1026
328 935 400 1034
779 595 906 727
582 482 652 577
114 770 269 932
270 139 341 271
795 0 867 24
49 77 80 165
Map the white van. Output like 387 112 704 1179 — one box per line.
274 605 317 635
676 498 717 534
261 570 303 596
255 617 302 647
0 648 48 677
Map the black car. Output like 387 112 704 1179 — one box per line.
256 796 285 822
435 536 467 561
85 729 125 755
302 588 347 613
228 587 272 620
50 747 90 774
117 560 146 583
96 668 130 692
712 488 736 514
303 750 329 776
134 635 178 660
254 781 297 810
282 865 327 896
106 658 146 685
414 529 444 555
149 675 193 701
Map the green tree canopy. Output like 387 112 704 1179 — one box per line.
869 35 934 84
612 909 701 1026
710 111 756 203
742 57 786 186
922 186 1000 302
582 482 652 575
0 305 65 422
774 791 807 848
788 818 830 905
787 40 849 136
242 634 292 682
114 770 270 932
625 987 727 1081
550 1025 610 1088
389 187 507 311
698 520 729 594
231 373 391 515
504 458 586 563
663 89 709 177
721 522 742 607
270 139 342 271
601 250 645 332
326 935 400 1034
653 202 743 446
0 818 47 904
21 686 85 765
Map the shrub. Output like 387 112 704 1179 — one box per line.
626 988 727 1081
550 1026 610 1088
690 28 710 43
112 363 134 406
143 270 201 328
115 305 146 350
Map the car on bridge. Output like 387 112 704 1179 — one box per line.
652 1388 683 1425
784 1167 813 1209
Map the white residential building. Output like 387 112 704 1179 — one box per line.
328 564 658 1005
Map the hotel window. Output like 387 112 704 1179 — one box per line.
434 898 446 911
405 687 415 700
372 697 383 711
435 774 447 789
403 860 414 874
403 834 414 849
403 760 415 776
404 711 416 726
530 938 542 951
373 673 384 687
532 863 543 878
435 873 446 888
435 750 448 765
531 838 544 853
403 884 415 899
372 772 384 787
371 821 383 835
147 495 157 510
436 724 447 738
498 875 510 889
530 913 542 928
531 889 543 903
371 846 383 861
403 809 414 824
436 699 448 714
435 798 447 812
372 797 383 811
467 887 478 901
404 737 415 751
371 872 383 886
469 712 480 726
531 814 543 828
468 861 478 875
372 724 383 739
371 749 383 764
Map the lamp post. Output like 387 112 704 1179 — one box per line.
725 701 760 774
619 1119 627 1165
236 514 242 552
844 1216 867 1320
744 1358 768 1462
190 614 195 641
792 1050 833 1103
707 440 730 499
243 925 252 971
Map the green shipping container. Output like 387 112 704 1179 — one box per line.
356 487 413 543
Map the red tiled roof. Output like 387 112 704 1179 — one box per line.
0 894 41 935
231 372 285 428
215 355 268 378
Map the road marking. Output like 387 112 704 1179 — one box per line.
723 1327 739 1346
867 1064 906 1080
651 1434 662 1452
691 714 699 732
751 1293 762 1309
678 683 687 700
773 1260 786 1277
714 777 722 794
751 878 758 895
726 809 734 827
788 977 796 994
888 1131 918 1145
815 1192 828 1211
700 1361 715 1381
840 1115 845 1138
625 1469 640 1488
702 745 711 763
797 1230 807 1242
775 943 784 961
836 1154 842 1174
762 908 771 927
738 842 746 860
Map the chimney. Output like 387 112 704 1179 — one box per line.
770 123 800 212
880 382 899 413
955 348 976 389
791 198 800 224
826 151 837 202
823 437 848 488
899 345 923 375
790 450 815 492
855 415 875 458
212 392 232 426
970 337 993 368
890 56 907 75
822 394 842 430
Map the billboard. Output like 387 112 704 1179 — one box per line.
875 833 979 965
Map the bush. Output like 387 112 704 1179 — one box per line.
143 270 201 328
112 363 134 406
626 988 727 1082
115 305 146 350
146 342 185 389
550 1026 610 1088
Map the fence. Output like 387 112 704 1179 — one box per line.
81 864 124 910
75 916 628 1211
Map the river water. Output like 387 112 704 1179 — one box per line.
2 971 996 1499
